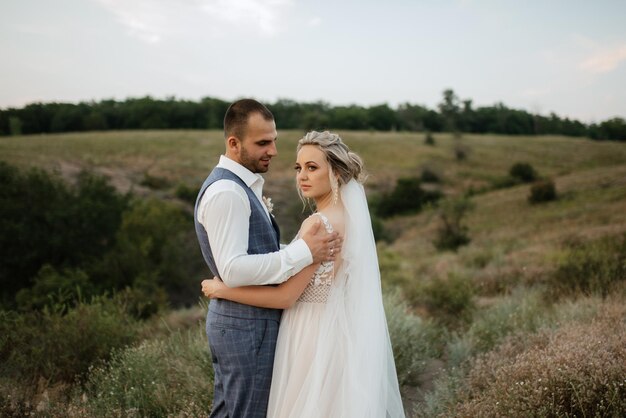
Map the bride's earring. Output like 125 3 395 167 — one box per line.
329 169 339 205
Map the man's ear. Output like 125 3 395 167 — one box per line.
226 136 240 152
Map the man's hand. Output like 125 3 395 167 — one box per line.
300 218 343 264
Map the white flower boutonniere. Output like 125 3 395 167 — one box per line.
262 196 274 215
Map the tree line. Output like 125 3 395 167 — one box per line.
1 90 624 140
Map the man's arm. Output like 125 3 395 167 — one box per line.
198 182 312 288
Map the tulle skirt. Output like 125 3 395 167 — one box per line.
266 301 344 418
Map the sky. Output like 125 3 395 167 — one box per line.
1 0 625 123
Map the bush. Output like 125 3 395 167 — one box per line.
424 132 436 146
454 314 626 417
447 289 547 367
453 143 470 161
0 298 140 384
140 173 170 190
420 166 442 183
77 326 213 417
174 182 198 204
419 273 475 326
371 213 391 242
552 234 626 298
375 177 441 218
528 179 557 204
0 163 128 305
434 196 474 251
509 162 538 183
384 291 441 386
15 264 93 312
91 198 204 307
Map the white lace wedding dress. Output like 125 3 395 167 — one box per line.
267 181 405 418
267 213 339 418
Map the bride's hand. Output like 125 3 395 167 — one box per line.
201 276 226 299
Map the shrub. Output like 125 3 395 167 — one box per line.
424 132 436 146
551 234 626 298
0 163 128 305
509 162 538 183
449 289 546 365
420 166 442 183
384 291 441 386
453 143 470 161
0 298 140 384
528 178 557 204
419 273 475 326
371 213 391 242
140 173 170 190
375 177 441 218
454 314 626 417
174 182 198 204
434 196 474 251
77 326 213 417
15 264 93 312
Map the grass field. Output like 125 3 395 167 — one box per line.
1 130 625 416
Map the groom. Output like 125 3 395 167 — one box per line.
194 99 339 417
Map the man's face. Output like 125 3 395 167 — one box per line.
237 113 278 173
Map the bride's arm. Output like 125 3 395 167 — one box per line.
201 216 330 309
202 261 319 309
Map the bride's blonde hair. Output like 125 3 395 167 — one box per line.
297 131 366 186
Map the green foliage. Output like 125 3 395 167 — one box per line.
424 131 436 146
384 291 442 386
140 172 170 190
93 198 204 307
420 166 442 183
378 247 410 290
8 116 22 135
453 142 470 161
552 234 626 298
0 162 203 311
589 117 626 141
371 214 391 242
419 273 475 326
434 196 474 251
375 177 441 218
0 298 140 384
0 163 128 305
78 327 212 417
509 162 538 183
174 182 199 204
3 91 622 139
15 264 92 312
528 178 557 204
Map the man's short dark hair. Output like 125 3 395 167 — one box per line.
224 99 274 140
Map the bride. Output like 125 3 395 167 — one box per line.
202 131 405 418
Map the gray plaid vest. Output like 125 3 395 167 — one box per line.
194 167 282 320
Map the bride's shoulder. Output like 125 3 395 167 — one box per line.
316 208 345 235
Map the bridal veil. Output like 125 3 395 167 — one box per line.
294 179 405 418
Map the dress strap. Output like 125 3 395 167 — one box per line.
313 212 334 233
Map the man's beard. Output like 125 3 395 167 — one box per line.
240 147 268 173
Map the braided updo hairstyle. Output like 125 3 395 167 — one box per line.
297 131 366 186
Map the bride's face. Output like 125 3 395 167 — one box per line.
295 145 333 201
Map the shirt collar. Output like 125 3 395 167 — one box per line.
217 155 264 189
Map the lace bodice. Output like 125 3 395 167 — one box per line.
297 212 334 303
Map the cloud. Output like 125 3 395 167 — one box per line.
307 17 322 27
94 0 292 43
579 44 626 74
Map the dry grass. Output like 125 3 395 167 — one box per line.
453 301 626 417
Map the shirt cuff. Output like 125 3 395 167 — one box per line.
283 238 313 275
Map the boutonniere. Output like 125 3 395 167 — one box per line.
262 196 274 215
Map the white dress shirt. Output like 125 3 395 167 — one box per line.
197 155 312 288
